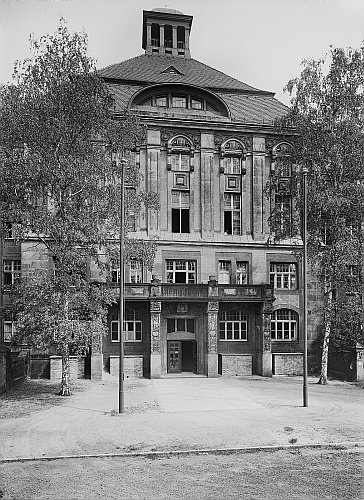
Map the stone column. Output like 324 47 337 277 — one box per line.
146 22 152 55
150 300 162 378
184 28 190 50
159 24 165 54
207 276 219 377
91 332 103 381
256 299 273 377
172 25 177 55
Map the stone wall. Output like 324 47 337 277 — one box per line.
273 353 303 376
220 354 252 377
109 355 144 379
49 356 86 381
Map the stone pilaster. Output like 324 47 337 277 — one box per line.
207 295 219 378
150 300 162 378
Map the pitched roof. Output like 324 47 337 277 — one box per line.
99 54 272 95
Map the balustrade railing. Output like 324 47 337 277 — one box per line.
118 282 273 301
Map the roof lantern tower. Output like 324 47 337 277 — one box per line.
142 8 193 59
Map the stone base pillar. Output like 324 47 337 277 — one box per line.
257 351 272 377
91 354 103 381
150 298 162 379
150 353 162 379
207 353 218 378
356 346 364 381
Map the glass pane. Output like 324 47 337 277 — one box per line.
111 323 119 341
227 323 233 340
156 95 167 106
191 98 202 110
232 195 241 209
172 96 187 108
187 319 194 333
167 318 175 333
180 155 189 171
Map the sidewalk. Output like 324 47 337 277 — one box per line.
1 375 363 461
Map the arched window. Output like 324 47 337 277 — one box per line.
111 309 142 342
271 309 298 341
219 310 247 341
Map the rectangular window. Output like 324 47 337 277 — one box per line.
223 156 241 174
224 194 241 235
110 309 142 342
191 98 203 110
167 318 195 333
166 260 196 283
112 261 143 283
269 263 297 290
236 262 248 284
219 310 247 341
172 191 190 233
172 96 187 108
3 260 21 288
171 153 189 171
155 95 167 107
218 261 231 284
3 314 15 342
111 268 120 283
129 260 143 283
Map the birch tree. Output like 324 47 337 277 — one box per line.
270 45 364 384
0 22 157 395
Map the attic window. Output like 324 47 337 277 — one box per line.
161 66 183 76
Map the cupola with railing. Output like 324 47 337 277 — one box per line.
142 8 193 58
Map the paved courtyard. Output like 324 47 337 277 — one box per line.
1 375 363 461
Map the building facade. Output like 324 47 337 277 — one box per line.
1 7 329 381
96 7 313 379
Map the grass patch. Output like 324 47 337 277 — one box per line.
0 379 89 419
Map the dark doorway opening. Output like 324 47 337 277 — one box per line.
167 340 197 373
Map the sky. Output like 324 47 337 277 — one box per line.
1 0 364 105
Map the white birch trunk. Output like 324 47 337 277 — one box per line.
318 287 332 385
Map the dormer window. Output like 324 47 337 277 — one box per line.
132 85 229 117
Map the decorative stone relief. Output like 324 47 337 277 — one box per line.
161 129 200 148
150 300 161 353
262 299 274 352
177 303 188 314
150 301 162 313
214 134 252 152
207 301 219 312
207 301 219 353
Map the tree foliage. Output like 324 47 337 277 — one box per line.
270 45 364 383
0 21 158 394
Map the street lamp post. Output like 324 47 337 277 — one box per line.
302 166 309 407
118 156 127 414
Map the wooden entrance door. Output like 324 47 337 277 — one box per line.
168 341 181 373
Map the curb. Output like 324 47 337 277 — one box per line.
1 441 364 464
